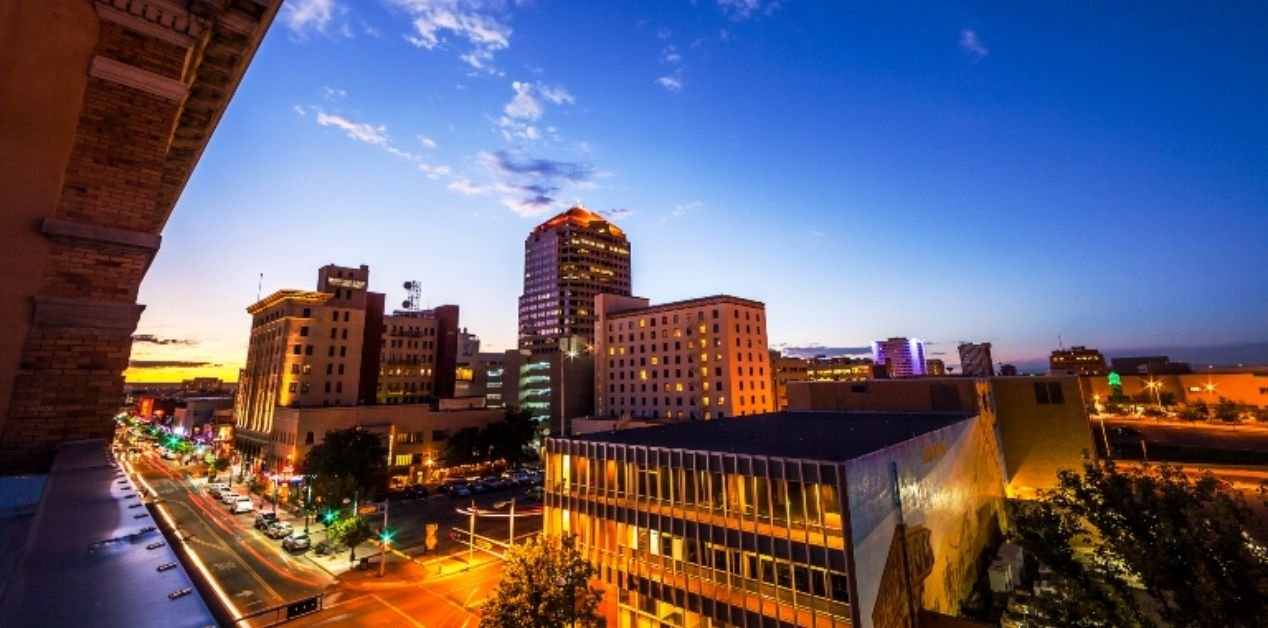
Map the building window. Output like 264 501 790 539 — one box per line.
302 364 312 374
305 431 314 445
1034 381 1065 404
300 326 309 337
305 345 313 356
291 364 300 374
302 307 311 318
288 383 297 393
293 344 302 355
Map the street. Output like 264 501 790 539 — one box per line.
1099 417 1268 453
125 449 541 626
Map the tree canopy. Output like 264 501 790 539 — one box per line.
301 427 387 505
1010 459 1268 627
444 409 541 466
480 534 604 628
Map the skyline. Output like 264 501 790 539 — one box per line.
125 1 1268 383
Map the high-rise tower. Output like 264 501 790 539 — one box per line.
518 206 632 354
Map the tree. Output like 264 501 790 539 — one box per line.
1215 397 1243 422
1011 459 1268 627
326 515 373 565
484 409 541 463
481 534 605 628
444 426 484 466
301 427 387 505
209 457 229 479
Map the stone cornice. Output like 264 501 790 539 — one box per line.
41 218 162 251
88 55 189 101
94 0 209 44
32 296 146 331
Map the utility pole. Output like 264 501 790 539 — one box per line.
508 497 516 547
468 499 476 563
304 479 312 534
379 499 389 578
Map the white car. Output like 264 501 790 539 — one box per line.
231 496 254 513
221 491 244 505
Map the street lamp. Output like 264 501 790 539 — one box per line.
1092 394 1111 458
1145 380 1162 409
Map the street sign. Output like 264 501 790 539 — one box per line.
358 501 386 516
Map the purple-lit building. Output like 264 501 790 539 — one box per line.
872 337 928 378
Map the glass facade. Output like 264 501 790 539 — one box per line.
545 438 854 627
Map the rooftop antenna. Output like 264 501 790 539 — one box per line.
1057 333 1064 349
257 273 263 301
402 280 421 311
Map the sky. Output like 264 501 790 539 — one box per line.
126 0 1268 382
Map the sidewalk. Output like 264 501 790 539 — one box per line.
303 537 503 591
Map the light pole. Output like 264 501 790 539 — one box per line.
1093 395 1111 459
1145 380 1162 410
304 478 312 534
378 500 390 578
468 499 477 563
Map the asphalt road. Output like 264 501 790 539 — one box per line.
1099 418 1268 454
127 450 542 626
129 452 334 620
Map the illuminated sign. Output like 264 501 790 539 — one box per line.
327 277 366 289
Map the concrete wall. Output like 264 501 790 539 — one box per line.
846 415 1007 628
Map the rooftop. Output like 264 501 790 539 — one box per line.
0 441 216 627
531 206 625 238
246 289 332 314
605 294 766 318
570 411 972 461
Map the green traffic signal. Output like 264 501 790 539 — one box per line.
379 529 395 544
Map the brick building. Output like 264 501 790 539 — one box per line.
0 0 280 472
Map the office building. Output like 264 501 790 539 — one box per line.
957 342 995 378
788 376 1094 497
518 206 632 355
1049 345 1108 376
872 337 927 378
266 404 503 487
1109 355 1192 376
544 410 1007 627
925 359 947 376
807 356 879 382
769 352 811 410
595 295 775 421
234 264 461 472
1082 368 1268 409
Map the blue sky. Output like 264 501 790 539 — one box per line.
128 0 1268 381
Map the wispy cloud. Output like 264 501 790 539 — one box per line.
283 0 335 35
316 112 389 146
322 86 347 101
394 0 513 72
129 360 220 369
959 28 989 59
132 334 197 346
600 208 636 221
717 0 780 21
662 45 682 65
477 149 595 216
673 201 702 216
420 135 438 148
448 179 488 195
656 75 683 92
418 163 452 179
504 81 573 121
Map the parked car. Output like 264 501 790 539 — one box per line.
282 533 311 552
468 482 487 494
232 497 254 514
205 482 228 496
266 521 294 539
449 484 472 498
406 485 430 498
524 486 544 501
481 477 505 490
254 512 278 530
221 491 243 505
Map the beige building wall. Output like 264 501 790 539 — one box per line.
1081 371 1268 408
269 405 504 485
595 295 775 420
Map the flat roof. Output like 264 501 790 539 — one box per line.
571 411 972 461
0 441 216 627
607 294 766 318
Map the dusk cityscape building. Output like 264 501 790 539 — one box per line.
1 2 1266 627
871 337 928 378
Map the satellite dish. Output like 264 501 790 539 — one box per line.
403 281 414 289
402 300 411 309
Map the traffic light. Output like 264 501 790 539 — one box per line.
322 509 335 524
379 528 395 545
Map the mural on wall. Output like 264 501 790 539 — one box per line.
846 414 1008 628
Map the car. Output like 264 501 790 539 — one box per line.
406 485 430 498
266 521 294 539
524 486 544 501
232 497 254 514
254 512 278 530
450 485 472 498
205 482 228 496
282 533 311 552
481 477 504 490
468 482 487 494
221 491 242 505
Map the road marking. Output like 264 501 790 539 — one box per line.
372 594 427 627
